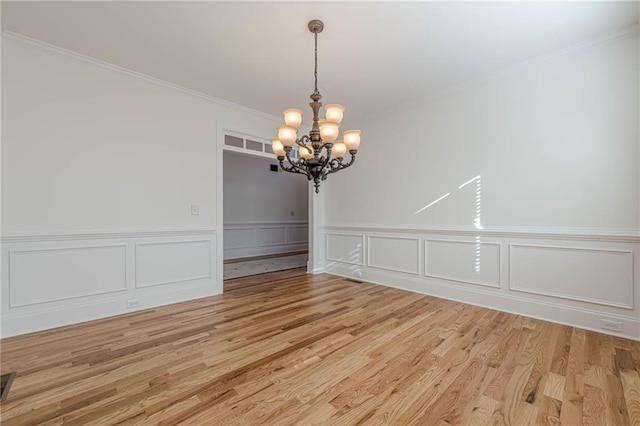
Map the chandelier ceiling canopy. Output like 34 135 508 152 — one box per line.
271 19 361 193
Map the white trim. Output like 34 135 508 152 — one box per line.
224 243 308 261
326 266 640 342
287 225 309 244
323 224 640 341
366 235 420 275
134 240 213 289
424 239 501 289
324 224 640 243
1 230 218 337
1 228 216 243
225 221 308 226
325 233 365 266
8 245 128 308
508 243 635 310
217 124 312 269
1 280 217 339
255 226 287 247
2 31 282 124
223 145 277 160
216 122 225 290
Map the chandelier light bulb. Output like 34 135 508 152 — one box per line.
342 130 361 150
283 108 303 129
324 104 345 124
271 139 286 156
331 142 347 158
277 125 297 147
299 145 314 159
319 120 340 143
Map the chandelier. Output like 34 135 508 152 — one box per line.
271 19 361 193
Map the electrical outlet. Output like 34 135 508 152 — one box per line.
191 204 200 216
354 270 362 278
600 319 623 332
127 300 141 309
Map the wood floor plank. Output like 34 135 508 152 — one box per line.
1 267 639 425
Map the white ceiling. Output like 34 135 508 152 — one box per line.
2 1 638 123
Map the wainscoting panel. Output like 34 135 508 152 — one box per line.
509 244 634 309
256 227 287 247
135 240 212 288
223 222 308 260
326 233 364 265
368 236 420 274
1 230 218 338
323 225 640 340
425 239 500 288
224 227 256 250
287 226 309 244
9 245 126 307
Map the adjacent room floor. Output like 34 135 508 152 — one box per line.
223 252 308 280
1 269 639 424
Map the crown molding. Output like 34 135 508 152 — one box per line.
362 23 640 124
2 30 283 124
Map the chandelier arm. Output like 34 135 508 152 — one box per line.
279 159 311 179
294 136 313 154
323 153 357 178
281 152 312 179
318 144 334 171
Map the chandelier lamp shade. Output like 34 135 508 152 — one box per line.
271 19 361 193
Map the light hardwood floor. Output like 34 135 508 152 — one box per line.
1 269 639 425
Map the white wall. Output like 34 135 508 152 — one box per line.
324 33 640 340
327 34 639 230
0 35 280 337
223 151 308 223
223 151 308 259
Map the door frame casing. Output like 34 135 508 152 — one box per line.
216 122 322 290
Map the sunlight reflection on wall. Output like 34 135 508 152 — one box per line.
416 174 483 274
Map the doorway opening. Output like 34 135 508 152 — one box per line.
220 131 309 286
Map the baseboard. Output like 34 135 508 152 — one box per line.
325 264 640 341
0 279 217 338
323 225 640 341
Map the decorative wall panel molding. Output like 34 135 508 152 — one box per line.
287 226 309 244
135 240 212 288
322 225 640 340
368 236 420 275
224 221 308 260
224 228 256 250
425 239 501 288
256 227 287 247
9 245 126 307
326 233 365 265
509 244 634 309
1 230 218 338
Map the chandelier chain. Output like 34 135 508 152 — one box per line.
314 31 318 94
